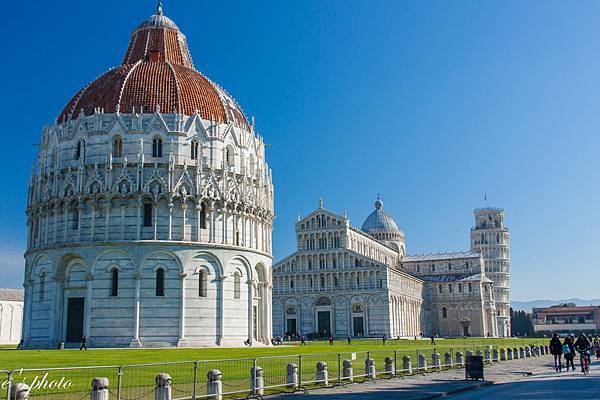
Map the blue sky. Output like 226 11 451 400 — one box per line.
1 1 599 301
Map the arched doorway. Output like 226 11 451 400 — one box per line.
351 304 365 337
314 296 332 337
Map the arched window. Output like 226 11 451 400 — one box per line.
39 272 46 301
152 137 163 157
442 307 448 318
191 140 199 160
199 270 207 297
156 268 165 296
234 272 241 299
110 268 119 297
75 139 85 160
225 146 234 166
143 203 153 227
113 136 123 157
199 202 207 229
72 208 79 230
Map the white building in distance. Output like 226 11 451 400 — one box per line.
0 289 24 344
22 4 274 349
273 199 508 338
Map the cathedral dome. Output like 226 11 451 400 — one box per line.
58 3 249 130
361 198 402 235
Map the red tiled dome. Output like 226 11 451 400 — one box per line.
59 6 250 130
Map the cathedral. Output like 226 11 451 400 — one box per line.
272 199 511 338
22 4 274 348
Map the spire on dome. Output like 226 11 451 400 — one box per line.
157 0 163 15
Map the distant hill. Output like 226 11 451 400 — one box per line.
512 298 600 312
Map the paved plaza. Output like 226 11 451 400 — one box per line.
274 355 593 400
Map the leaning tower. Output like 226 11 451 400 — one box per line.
470 208 510 337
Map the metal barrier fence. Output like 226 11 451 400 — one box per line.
2 343 549 400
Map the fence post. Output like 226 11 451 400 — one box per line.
193 361 198 400
6 371 12 400
394 350 398 377
298 355 303 388
117 366 123 400
337 353 342 385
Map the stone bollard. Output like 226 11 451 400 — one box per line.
519 347 525 359
384 357 395 376
432 353 441 370
476 350 483 358
500 348 506 361
342 359 354 382
513 348 519 359
286 364 298 389
493 348 500 362
402 355 412 374
250 366 264 395
455 351 464 366
316 361 328 385
207 369 223 400
545 345 550 354
418 353 427 371
155 373 172 400
90 377 109 400
9 383 30 400
444 352 453 367
540 345 545 356
365 357 376 378
466 350 474 358
485 349 492 363
507 348 513 360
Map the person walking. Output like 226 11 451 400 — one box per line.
593 336 600 360
300 335 306 346
328 335 334 346
347 336 352 345
549 333 563 371
574 333 592 372
79 335 88 351
382 334 387 346
563 336 576 372
430 333 436 346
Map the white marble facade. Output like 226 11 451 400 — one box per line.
0 289 24 344
22 7 274 349
273 200 505 338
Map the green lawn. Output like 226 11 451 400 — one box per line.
0 338 547 400
0 337 546 370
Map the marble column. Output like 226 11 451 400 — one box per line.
177 272 188 346
83 273 94 337
130 271 142 347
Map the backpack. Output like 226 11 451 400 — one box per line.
562 344 571 354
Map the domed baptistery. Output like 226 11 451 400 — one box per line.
23 3 274 348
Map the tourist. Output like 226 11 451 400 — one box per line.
244 338 252 346
79 335 88 351
329 335 334 345
574 333 592 372
563 336 576 372
382 334 387 345
347 336 352 345
549 333 563 371
300 336 306 345
430 333 436 345
593 336 600 359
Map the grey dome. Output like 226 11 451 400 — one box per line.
137 3 179 31
361 198 401 235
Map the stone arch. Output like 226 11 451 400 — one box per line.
140 250 183 275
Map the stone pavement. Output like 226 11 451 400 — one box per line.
273 355 557 400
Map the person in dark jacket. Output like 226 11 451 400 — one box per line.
563 336 576 371
574 333 592 372
79 335 88 351
549 333 563 371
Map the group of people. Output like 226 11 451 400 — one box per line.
549 332 599 372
